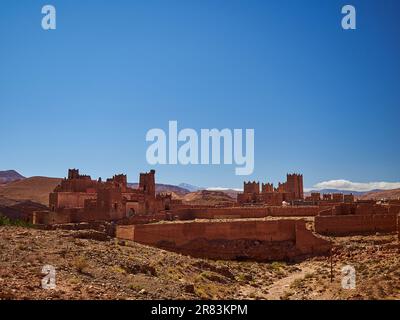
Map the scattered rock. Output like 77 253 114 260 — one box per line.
183 283 195 294
123 262 157 276
72 231 109 242
1 226 399 300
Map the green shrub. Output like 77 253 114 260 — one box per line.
0 214 33 228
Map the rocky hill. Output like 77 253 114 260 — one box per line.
182 190 236 206
0 170 25 184
128 183 190 196
358 188 400 200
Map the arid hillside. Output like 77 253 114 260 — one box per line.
208 188 241 200
129 183 190 196
0 170 25 184
182 190 236 206
359 189 400 200
0 177 62 205
0 225 398 300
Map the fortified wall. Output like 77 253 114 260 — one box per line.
116 219 331 261
315 214 398 236
170 206 320 220
315 203 400 235
319 203 400 216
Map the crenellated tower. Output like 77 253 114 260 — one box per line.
286 173 304 200
139 169 156 198
243 181 260 194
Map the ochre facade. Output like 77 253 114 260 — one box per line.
34 169 173 224
237 173 304 205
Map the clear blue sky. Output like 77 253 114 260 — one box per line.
0 0 399 189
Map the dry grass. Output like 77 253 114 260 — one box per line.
73 256 89 273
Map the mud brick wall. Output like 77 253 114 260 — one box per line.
315 214 398 236
196 208 267 219
170 206 319 220
295 223 332 255
318 204 400 217
32 211 71 225
389 205 400 215
355 204 389 215
201 208 265 219
49 192 96 210
398 215 400 241
169 208 267 220
33 210 117 225
116 220 331 260
117 220 296 246
117 214 167 225
267 206 319 217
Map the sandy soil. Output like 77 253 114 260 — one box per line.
0 226 398 300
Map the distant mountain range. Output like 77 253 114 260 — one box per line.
358 188 400 200
178 183 203 192
177 184 242 199
0 170 25 184
128 183 191 195
181 190 235 206
305 189 369 196
206 188 241 199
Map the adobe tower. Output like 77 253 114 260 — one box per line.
286 173 304 200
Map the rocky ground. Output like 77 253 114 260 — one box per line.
0 226 399 300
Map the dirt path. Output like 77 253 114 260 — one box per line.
263 266 314 300
235 264 315 300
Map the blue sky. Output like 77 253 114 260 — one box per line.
0 0 399 190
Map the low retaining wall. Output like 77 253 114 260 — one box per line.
315 214 398 236
268 206 320 217
32 209 168 225
32 210 124 225
116 220 331 261
318 204 400 217
170 206 320 220
31 205 322 225
32 211 71 225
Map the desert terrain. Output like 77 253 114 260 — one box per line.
0 171 399 300
0 223 398 300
